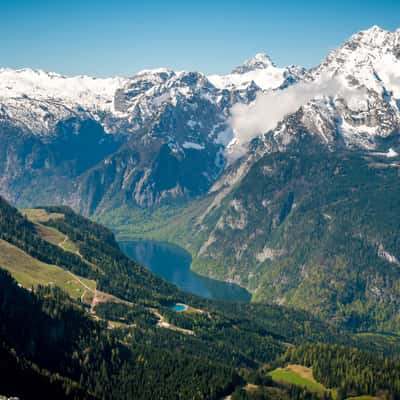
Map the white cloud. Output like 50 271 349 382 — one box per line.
228 76 367 159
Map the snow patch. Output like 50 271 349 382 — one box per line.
208 67 286 91
182 141 205 150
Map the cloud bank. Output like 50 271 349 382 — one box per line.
228 76 367 158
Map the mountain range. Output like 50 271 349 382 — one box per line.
2 25 400 332
0 34 312 212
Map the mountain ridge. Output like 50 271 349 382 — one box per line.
2 25 400 212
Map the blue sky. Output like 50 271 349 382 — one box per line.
1 0 400 77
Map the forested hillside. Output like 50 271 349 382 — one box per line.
1 196 400 399
179 147 400 333
282 343 400 399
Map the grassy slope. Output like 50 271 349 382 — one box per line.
36 223 78 252
0 239 96 300
22 208 65 223
35 223 65 244
267 365 381 400
25 209 99 275
269 364 328 393
23 209 79 252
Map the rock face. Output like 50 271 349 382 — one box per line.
0 54 302 212
259 25 400 152
3 26 399 214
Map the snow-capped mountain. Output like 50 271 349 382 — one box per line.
1 25 400 214
0 57 266 210
110 68 229 141
0 52 306 137
196 24 400 275
251 26 400 154
184 27 400 326
0 50 305 211
208 53 306 91
0 68 125 109
0 68 127 135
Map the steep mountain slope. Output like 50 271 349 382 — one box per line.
99 26 400 335
169 26 400 333
0 70 226 210
189 145 400 331
0 52 304 212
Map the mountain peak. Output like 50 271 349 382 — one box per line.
358 24 391 40
314 24 400 80
232 53 275 74
208 52 305 91
135 67 175 77
252 52 274 64
346 25 398 49
363 24 386 33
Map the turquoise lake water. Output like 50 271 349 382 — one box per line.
170 304 188 312
119 240 251 302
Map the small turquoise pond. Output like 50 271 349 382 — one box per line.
170 304 188 312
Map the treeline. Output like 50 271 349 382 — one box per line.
282 343 400 399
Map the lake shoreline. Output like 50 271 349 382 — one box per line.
119 239 251 302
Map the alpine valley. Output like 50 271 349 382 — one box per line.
2 24 400 399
